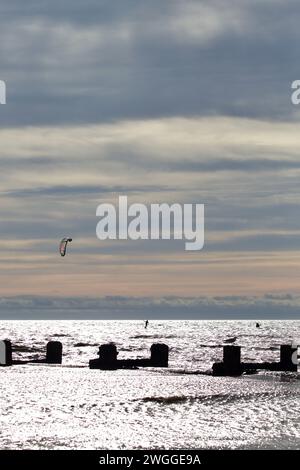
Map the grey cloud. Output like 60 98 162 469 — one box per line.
170 158 300 173
105 155 300 174
0 2 299 312
1 188 300 251
208 233 300 252
3 184 169 198
1 293 300 319
0 157 55 170
0 1 299 126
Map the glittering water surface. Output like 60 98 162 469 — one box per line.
0 320 299 449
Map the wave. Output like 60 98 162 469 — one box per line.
50 334 71 337
138 396 190 404
238 334 275 338
12 344 44 353
135 389 298 406
130 334 177 339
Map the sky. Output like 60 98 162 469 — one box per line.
0 0 300 318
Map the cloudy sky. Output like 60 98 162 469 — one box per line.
0 0 300 317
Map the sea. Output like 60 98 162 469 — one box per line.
0 320 299 449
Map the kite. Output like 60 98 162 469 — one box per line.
59 237 72 257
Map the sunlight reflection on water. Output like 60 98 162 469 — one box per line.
0 320 299 449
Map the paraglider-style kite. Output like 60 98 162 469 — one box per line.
59 237 72 257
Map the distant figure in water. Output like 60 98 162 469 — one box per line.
145 320 149 329
224 336 237 344
256 322 260 328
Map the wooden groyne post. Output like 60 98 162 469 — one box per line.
150 343 169 367
90 343 119 370
213 344 298 376
280 345 298 372
0 340 12 367
46 341 63 364
212 345 242 376
89 342 169 369
0 340 62 366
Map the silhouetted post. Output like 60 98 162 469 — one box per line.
99 343 118 361
150 343 169 367
280 345 298 372
88 343 118 370
223 345 242 376
0 340 12 367
46 341 63 364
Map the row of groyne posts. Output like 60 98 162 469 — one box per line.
0 339 298 375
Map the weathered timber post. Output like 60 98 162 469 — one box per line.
150 343 169 367
0 340 12 367
280 345 298 372
46 341 63 364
